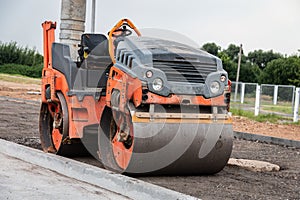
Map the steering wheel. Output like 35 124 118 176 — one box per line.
108 19 141 63
112 26 132 37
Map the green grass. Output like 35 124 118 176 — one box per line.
0 73 40 84
230 107 294 124
261 104 293 114
232 98 297 116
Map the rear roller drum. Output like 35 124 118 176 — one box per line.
39 92 88 157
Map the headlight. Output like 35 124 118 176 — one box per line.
146 70 153 78
220 75 226 82
152 78 163 91
210 81 220 94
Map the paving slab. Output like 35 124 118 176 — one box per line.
228 158 280 172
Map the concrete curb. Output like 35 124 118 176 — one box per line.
234 131 300 149
0 139 198 200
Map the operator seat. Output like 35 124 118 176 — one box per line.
78 33 112 68
77 34 113 89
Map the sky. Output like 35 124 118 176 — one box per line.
0 0 299 56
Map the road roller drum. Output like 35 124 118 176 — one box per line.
99 105 233 175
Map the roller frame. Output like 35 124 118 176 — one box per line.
40 19 233 175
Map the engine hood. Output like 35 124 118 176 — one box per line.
114 36 228 98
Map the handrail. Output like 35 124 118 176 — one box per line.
108 19 141 63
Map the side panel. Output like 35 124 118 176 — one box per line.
52 43 78 90
41 67 106 139
68 95 106 138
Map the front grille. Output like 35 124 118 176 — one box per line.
153 59 217 83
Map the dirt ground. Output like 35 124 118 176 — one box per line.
234 117 300 141
0 79 300 199
0 98 299 199
1 79 299 141
0 80 41 101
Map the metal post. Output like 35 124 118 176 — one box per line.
293 88 300 122
91 0 96 33
291 86 295 111
60 0 86 60
234 44 243 102
273 85 278 105
254 85 261 116
241 83 245 104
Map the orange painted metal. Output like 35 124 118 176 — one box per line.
42 21 56 70
226 80 232 111
112 135 133 170
111 116 134 170
106 66 143 110
108 19 141 63
41 21 57 103
41 68 105 139
67 96 105 138
52 128 63 151
144 92 227 106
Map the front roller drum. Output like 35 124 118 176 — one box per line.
98 108 233 175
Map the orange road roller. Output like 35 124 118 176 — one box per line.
39 19 233 175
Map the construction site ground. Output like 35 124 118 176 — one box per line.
1 77 299 141
0 76 300 199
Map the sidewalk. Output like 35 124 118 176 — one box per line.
0 139 197 200
0 152 127 200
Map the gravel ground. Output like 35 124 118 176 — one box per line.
0 98 299 199
2 78 299 140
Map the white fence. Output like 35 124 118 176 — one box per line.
231 82 300 122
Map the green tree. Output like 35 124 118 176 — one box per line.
223 44 241 62
201 42 300 86
218 51 237 81
248 49 282 69
239 62 261 83
0 41 43 66
0 41 43 78
260 56 300 87
289 71 300 86
218 44 257 82
201 42 220 56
